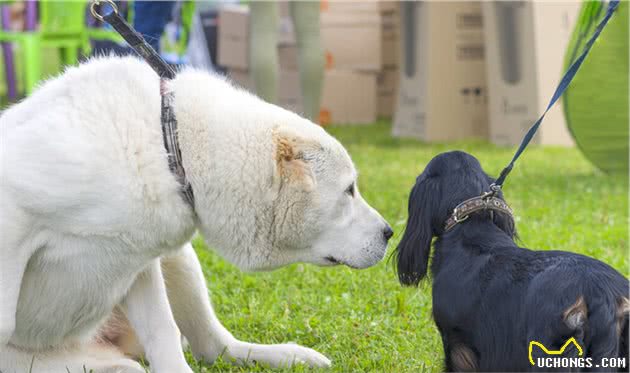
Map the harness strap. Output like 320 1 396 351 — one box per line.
161 80 195 207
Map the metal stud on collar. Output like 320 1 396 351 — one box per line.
452 208 469 223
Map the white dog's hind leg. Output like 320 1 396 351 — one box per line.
122 259 192 373
0 343 145 373
161 243 331 368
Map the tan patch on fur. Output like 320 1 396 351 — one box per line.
563 296 588 329
616 297 629 336
98 306 144 359
272 129 314 189
451 344 477 372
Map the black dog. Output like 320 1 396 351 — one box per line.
396 151 628 372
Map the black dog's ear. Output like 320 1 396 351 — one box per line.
396 178 438 286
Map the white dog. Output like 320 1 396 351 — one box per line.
0 56 392 373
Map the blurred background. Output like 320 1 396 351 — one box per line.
0 3 627 371
0 0 627 173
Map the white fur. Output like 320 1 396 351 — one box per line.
0 56 390 372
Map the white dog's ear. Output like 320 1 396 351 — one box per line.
272 129 316 190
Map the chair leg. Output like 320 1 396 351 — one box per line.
61 45 79 66
1 41 17 100
22 35 42 95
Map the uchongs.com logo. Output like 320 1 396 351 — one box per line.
528 337 627 369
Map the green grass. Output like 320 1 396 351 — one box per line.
187 121 627 372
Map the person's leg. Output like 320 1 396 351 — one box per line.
249 2 279 104
290 1 324 122
133 1 176 53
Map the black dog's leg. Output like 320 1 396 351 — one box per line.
441 333 453 372
441 331 477 372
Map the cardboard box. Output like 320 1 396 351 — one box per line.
227 69 303 114
483 1 580 146
227 68 254 92
381 12 399 67
321 12 382 71
218 5 295 69
217 5 249 69
393 2 488 141
320 1 381 14
378 94 396 118
320 1 398 15
228 65 378 127
378 67 399 117
379 1 399 14
320 70 377 125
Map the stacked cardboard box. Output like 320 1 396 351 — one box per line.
483 1 580 146
217 5 249 71
319 2 381 125
393 2 489 141
377 5 400 118
217 4 302 113
218 2 397 125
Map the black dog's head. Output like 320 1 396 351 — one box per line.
396 151 516 286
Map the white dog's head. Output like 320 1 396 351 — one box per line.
173 71 392 271
266 124 393 270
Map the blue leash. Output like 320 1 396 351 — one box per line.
490 0 620 193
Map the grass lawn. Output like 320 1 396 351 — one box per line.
185 121 627 372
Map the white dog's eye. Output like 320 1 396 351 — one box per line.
345 182 355 197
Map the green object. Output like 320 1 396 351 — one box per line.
161 1 195 62
563 1 629 173
0 1 90 96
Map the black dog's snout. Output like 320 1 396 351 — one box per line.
383 225 394 241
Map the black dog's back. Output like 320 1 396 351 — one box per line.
431 228 629 371
396 151 629 372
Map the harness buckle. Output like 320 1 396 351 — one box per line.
481 183 501 201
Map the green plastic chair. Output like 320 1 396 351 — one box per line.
563 1 629 173
0 1 90 95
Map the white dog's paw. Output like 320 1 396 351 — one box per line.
227 341 331 368
100 366 146 373
96 359 147 373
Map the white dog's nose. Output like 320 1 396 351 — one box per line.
384 225 394 241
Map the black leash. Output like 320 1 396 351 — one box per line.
90 0 195 209
488 0 620 196
91 0 175 79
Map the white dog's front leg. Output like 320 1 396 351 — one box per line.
162 244 331 368
0 252 28 345
123 260 192 373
